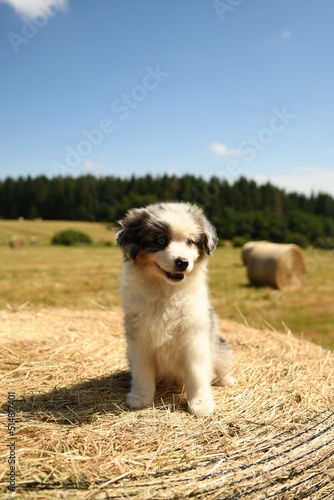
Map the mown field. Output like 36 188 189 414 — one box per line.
0 219 333 349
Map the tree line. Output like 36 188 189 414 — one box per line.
0 174 333 245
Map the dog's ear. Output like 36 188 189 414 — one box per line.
190 204 219 255
116 208 149 260
201 218 218 255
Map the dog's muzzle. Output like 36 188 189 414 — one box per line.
156 258 189 282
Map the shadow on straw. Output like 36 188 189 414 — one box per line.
8 371 131 425
4 372 187 425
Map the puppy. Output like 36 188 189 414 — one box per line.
116 202 235 417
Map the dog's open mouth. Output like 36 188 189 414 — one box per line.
156 264 185 282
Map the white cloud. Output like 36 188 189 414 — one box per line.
281 30 292 40
210 142 241 157
83 160 104 172
251 166 334 196
0 0 68 19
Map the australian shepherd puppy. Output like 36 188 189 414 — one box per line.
116 202 235 417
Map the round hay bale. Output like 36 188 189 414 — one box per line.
1 309 333 499
247 242 306 289
9 235 25 249
241 240 268 265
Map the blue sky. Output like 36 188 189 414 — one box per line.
1 0 334 196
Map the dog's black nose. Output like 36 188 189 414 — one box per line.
175 258 189 272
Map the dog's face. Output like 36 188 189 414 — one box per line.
116 202 218 284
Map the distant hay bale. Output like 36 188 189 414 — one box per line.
29 236 37 244
241 240 268 265
0 308 333 499
9 235 24 249
247 242 306 289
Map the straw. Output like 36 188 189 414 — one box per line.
1 308 333 498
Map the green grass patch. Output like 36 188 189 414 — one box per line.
51 229 93 246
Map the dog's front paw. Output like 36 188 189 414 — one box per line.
126 392 153 410
188 396 216 417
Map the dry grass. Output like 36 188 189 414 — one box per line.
1 308 333 499
1 245 334 349
0 246 123 309
1 216 333 348
0 219 115 247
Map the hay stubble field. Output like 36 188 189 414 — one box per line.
0 219 333 349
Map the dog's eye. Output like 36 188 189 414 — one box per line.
187 238 194 247
157 237 167 247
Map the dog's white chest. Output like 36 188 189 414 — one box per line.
131 292 184 348
124 280 186 349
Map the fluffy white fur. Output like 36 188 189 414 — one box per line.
116 202 235 417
